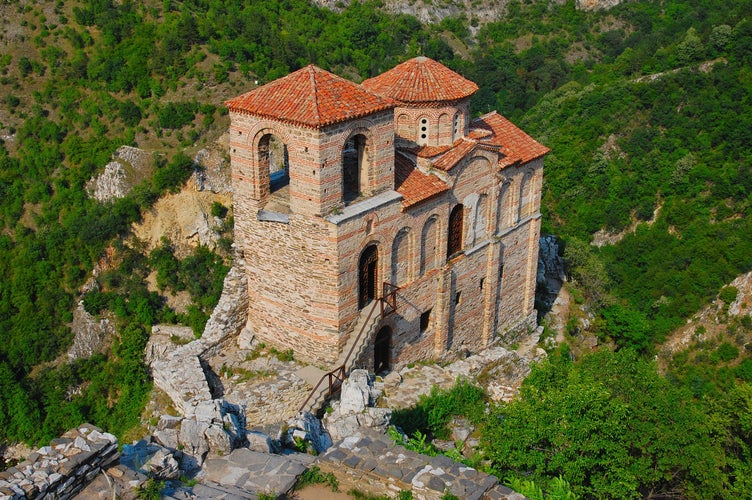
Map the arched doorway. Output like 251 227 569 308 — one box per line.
358 245 378 309
374 326 391 374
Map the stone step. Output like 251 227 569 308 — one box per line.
294 365 326 387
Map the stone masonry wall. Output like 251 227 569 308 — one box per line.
229 93 544 370
0 424 118 499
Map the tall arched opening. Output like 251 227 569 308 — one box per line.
358 244 378 309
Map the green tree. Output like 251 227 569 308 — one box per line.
483 349 727 498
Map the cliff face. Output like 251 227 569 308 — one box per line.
311 0 624 26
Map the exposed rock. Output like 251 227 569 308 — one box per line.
246 431 276 454
197 447 314 497
191 139 232 194
284 412 332 455
67 301 115 360
86 146 153 203
312 0 623 29
120 440 180 480
204 425 233 457
132 189 228 258
323 369 392 443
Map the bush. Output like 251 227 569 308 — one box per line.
153 152 195 193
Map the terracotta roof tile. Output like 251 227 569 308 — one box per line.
362 57 478 104
431 139 477 172
403 144 452 158
225 65 395 129
395 152 449 208
472 112 550 167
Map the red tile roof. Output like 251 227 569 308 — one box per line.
225 65 395 129
403 144 452 158
472 112 550 167
432 139 477 172
395 152 449 208
362 57 478 104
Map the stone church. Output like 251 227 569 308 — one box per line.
225 57 548 372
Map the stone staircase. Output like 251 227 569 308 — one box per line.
297 300 383 414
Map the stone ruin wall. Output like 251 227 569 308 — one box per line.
0 424 119 499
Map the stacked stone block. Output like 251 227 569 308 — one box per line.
0 424 118 499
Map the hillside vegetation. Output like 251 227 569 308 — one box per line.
0 0 751 496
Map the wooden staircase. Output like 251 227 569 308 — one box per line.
298 283 398 414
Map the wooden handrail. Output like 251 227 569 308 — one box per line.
298 282 398 413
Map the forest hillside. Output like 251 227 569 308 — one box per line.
1 0 752 496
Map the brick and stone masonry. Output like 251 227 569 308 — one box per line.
225 57 549 370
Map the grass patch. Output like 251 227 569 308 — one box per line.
294 465 338 491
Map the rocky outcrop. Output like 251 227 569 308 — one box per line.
66 301 116 360
323 370 392 443
0 424 120 499
283 412 333 455
191 140 232 194
312 0 623 27
537 235 566 315
86 146 153 203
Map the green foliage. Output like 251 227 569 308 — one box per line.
483 348 731 498
137 478 165 500
506 475 578 500
210 201 228 219
152 152 196 194
600 304 651 352
719 286 739 304
270 348 294 362
294 465 339 492
391 379 485 439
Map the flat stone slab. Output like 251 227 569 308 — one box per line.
199 448 313 496
317 430 500 499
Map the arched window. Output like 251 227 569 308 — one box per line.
453 113 461 141
343 133 369 204
258 133 290 213
420 216 439 275
447 204 464 258
391 228 411 286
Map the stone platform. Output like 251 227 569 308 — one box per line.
317 431 525 500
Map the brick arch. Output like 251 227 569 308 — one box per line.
248 125 294 204
437 112 452 146
391 227 412 286
397 113 414 140
339 124 376 202
420 214 441 275
518 168 535 219
358 238 385 309
497 175 513 230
